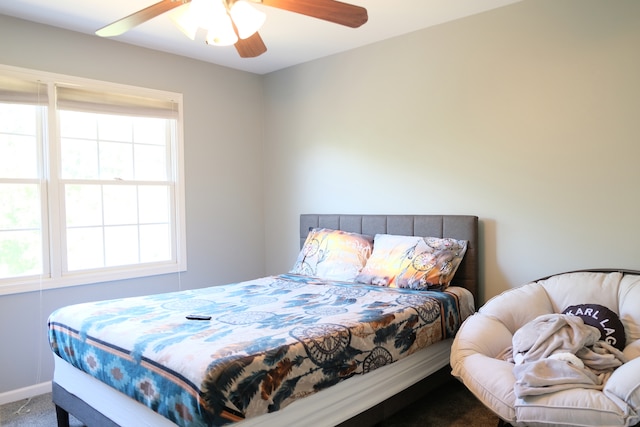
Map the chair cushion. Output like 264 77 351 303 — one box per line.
620 274 640 344
538 271 622 314
479 282 554 334
604 357 640 414
514 388 629 427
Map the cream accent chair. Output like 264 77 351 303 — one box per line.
450 270 640 427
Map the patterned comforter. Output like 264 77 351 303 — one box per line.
48 274 473 426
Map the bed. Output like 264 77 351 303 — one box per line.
49 214 479 427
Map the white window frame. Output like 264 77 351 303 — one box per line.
0 64 187 296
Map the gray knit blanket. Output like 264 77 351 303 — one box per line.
502 313 627 398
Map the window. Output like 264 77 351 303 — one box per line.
0 65 186 295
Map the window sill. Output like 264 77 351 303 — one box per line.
0 262 186 296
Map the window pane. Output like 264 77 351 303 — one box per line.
100 141 133 180
103 185 137 225
139 186 169 224
67 227 104 271
65 183 174 270
140 224 170 263
0 103 37 134
135 144 167 181
0 135 39 179
61 111 171 182
134 117 167 145
65 184 102 227
59 111 97 140
0 102 40 180
0 183 41 229
0 93 45 281
60 138 99 179
105 225 138 267
0 230 42 278
98 115 133 143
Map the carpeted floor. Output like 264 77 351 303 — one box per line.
0 393 83 427
377 379 499 427
0 379 498 426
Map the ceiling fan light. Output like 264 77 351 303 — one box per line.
171 0 221 40
169 4 199 40
229 1 266 40
205 13 238 46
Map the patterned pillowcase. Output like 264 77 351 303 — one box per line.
355 234 468 290
289 228 373 281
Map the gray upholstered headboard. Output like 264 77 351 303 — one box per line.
300 214 479 305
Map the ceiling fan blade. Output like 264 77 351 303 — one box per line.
234 31 268 58
259 0 367 28
96 0 190 37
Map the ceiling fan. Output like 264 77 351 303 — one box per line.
95 0 368 58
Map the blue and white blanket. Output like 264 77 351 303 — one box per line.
49 274 471 426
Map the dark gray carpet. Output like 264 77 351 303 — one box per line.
379 379 499 427
0 393 83 427
0 379 498 426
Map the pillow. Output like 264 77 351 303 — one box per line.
562 304 626 351
289 228 373 281
354 234 468 290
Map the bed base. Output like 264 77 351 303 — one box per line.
54 382 118 427
51 381 118 427
337 365 453 426
53 366 454 427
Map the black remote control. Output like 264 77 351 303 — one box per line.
186 314 211 320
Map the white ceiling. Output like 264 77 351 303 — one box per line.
0 0 521 75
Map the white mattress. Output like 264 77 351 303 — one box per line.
54 338 453 427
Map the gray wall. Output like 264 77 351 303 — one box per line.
2 0 640 398
262 0 640 302
0 16 265 395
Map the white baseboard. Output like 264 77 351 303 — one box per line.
0 381 52 406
